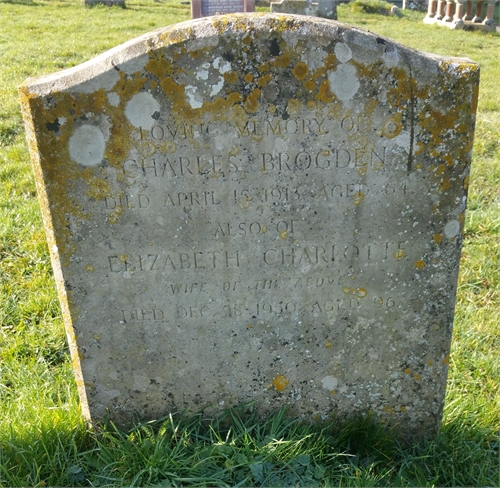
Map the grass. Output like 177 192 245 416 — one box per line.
0 0 499 485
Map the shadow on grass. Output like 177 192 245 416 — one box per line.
0 0 42 5
1 405 498 486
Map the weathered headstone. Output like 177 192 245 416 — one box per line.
191 0 255 18
270 0 337 19
20 14 479 440
402 0 427 11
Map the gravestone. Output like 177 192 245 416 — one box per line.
402 0 427 11
20 14 479 440
191 0 255 18
270 0 337 19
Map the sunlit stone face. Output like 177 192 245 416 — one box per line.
20 14 479 440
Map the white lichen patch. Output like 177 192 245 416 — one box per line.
334 43 352 63
328 64 360 101
69 124 106 167
210 78 225 97
196 62 211 81
321 376 338 390
213 56 231 74
185 85 203 109
125 92 160 129
382 50 400 68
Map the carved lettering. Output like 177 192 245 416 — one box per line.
108 250 241 272
121 309 165 322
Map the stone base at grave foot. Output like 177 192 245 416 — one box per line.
424 16 496 31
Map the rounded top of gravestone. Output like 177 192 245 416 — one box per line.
21 13 476 98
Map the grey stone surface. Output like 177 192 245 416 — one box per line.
20 14 479 439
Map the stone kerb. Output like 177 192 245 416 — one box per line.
20 14 479 441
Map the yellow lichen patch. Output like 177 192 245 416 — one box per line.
230 105 248 127
303 79 316 93
159 141 177 154
84 172 112 201
436 163 446 175
393 249 405 260
357 288 367 298
279 230 288 239
428 360 434 367
242 34 252 46
433 234 443 244
145 57 172 80
381 112 403 138
259 61 270 73
224 71 239 84
438 178 451 192
404 368 411 374
306 100 317 111
272 374 289 392
244 73 254 83
419 107 458 142
415 142 425 156
319 52 337 75
356 164 368 177
386 67 424 111
458 213 465 224
413 373 422 381
247 324 252 329
292 62 309 80
161 76 187 105
85 265 94 273
257 73 272 87
200 97 242 124
383 405 394 413
316 79 335 103
287 98 301 117
238 196 251 209
442 354 450 365
274 52 291 69
415 260 425 269
400 406 407 412
268 104 277 115
109 207 124 224
244 89 261 114
325 340 332 348
227 92 244 103
463 176 470 190
353 192 365 206
331 390 338 395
